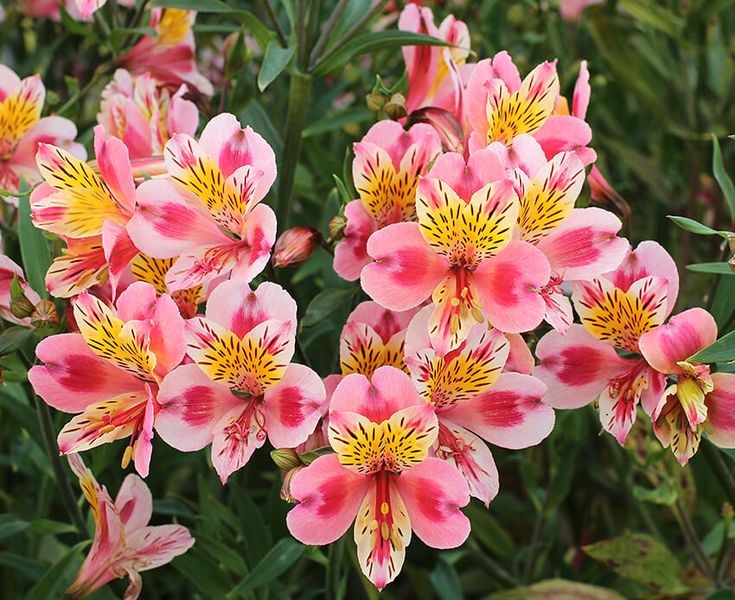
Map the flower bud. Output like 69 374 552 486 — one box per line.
328 214 347 242
272 227 321 269
407 107 464 153
588 166 631 229
31 299 60 330
270 447 302 471
280 465 304 503
366 92 387 113
383 93 407 120
9 275 34 319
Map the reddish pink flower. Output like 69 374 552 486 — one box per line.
155 279 326 483
464 52 595 164
118 8 214 98
398 4 470 115
0 65 84 196
639 308 735 464
65 454 193 599
127 113 277 292
362 150 551 353
98 69 199 159
404 307 554 505
334 120 441 280
535 241 679 444
28 282 186 476
286 366 470 590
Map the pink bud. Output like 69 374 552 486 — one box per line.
272 227 322 269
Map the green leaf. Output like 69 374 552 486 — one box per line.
301 287 356 328
0 552 47 581
195 533 249 577
237 11 274 52
687 262 734 275
0 516 30 541
466 503 515 559
712 135 735 221
618 0 684 37
667 215 730 238
151 0 235 11
0 326 33 356
18 192 51 298
690 330 735 363
583 532 687 594
173 550 232 598
428 557 462 600
258 43 295 92
227 538 306 597
26 540 89 600
314 31 454 77
303 107 373 138
492 579 626 600
632 481 678 506
332 175 353 206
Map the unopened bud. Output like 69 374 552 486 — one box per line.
280 465 304 503
723 502 734 520
30 299 60 329
271 447 302 471
10 275 34 319
328 214 347 242
383 93 407 120
366 92 387 113
272 227 321 269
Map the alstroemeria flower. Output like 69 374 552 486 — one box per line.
362 150 550 353
339 301 419 377
560 0 604 21
638 308 735 464
98 69 199 159
488 134 628 332
118 8 214 98
398 4 470 115
65 454 194 599
287 366 470 590
28 282 186 476
0 64 84 196
404 306 554 505
535 241 679 444
465 52 595 164
128 113 277 292
30 126 137 297
334 120 441 280
0 255 41 326
155 279 326 483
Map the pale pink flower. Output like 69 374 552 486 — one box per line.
333 120 441 280
28 282 187 476
534 241 679 444
65 453 193 599
127 113 277 291
98 69 199 159
286 366 470 590
0 65 84 196
155 279 326 483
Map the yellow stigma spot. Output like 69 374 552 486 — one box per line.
450 298 461 307
380 502 390 515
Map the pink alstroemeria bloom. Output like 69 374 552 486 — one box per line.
535 241 679 444
0 255 41 326
465 52 595 165
128 113 277 292
0 65 84 196
488 134 629 332
404 306 554 505
560 0 604 22
398 4 470 115
638 308 735 464
28 282 186 476
155 279 326 483
334 120 442 280
98 69 199 159
362 149 551 353
118 8 214 98
30 125 137 297
65 454 194 599
287 366 470 590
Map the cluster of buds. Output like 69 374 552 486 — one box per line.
366 75 408 120
10 275 59 331
271 446 332 502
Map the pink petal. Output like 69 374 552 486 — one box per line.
333 200 377 282
395 457 470 548
473 240 550 333
403 305 433 359
533 115 592 158
133 390 156 477
505 333 534 375
491 50 522 90
347 301 417 346
398 4 440 112
115 474 152 532
148 293 187 377
211 405 267 483
231 203 277 282
93 125 135 215
707 373 735 448
542 287 574 333
122 523 195 572
286 454 369 545
572 60 591 119
639 308 718 375
464 58 495 137
102 220 139 298
115 280 157 321
361 222 446 311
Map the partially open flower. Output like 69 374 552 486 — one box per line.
272 227 322 269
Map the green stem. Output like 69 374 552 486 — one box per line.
673 499 716 581
275 72 312 229
308 0 348 68
702 439 735 507
325 535 345 600
259 0 288 47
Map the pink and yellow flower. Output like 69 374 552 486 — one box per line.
639 308 735 464
535 241 679 443
29 282 186 476
65 453 193 599
361 150 551 353
98 69 199 159
333 120 442 280
128 113 277 292
0 65 84 196
286 366 470 590
404 306 554 505
155 279 326 483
